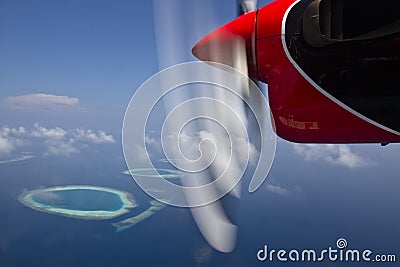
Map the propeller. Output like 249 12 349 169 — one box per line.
147 0 274 253
237 0 258 16
189 0 263 252
192 0 272 193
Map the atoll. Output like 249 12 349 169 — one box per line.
19 185 137 220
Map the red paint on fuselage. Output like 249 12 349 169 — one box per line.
256 0 400 143
193 0 400 143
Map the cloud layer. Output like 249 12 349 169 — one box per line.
33 123 116 156
0 123 115 157
145 130 260 167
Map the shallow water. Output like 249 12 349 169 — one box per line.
31 189 123 211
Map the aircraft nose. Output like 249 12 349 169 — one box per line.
192 11 258 80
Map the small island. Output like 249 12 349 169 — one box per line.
19 185 137 220
112 200 166 232
122 168 180 179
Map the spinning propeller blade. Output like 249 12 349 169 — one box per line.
150 0 271 253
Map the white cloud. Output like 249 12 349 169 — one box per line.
31 123 67 139
1 126 26 136
32 123 115 144
44 138 79 157
0 123 115 157
7 93 79 105
75 129 116 144
197 130 259 166
2 127 26 136
0 126 27 155
159 130 259 167
292 144 371 169
35 126 116 155
232 137 259 166
3 93 80 111
12 127 26 134
0 135 14 155
145 135 159 145
265 183 289 195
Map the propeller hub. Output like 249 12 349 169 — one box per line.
192 10 259 80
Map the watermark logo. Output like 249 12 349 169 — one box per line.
336 238 348 249
257 238 397 263
122 61 276 207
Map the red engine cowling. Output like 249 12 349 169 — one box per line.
193 0 400 144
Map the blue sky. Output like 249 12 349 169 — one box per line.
1 0 269 131
0 0 157 130
0 0 270 161
0 0 270 165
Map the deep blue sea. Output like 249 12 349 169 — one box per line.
0 143 399 267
